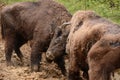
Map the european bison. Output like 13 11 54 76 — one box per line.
1 0 72 73
46 10 120 80
46 22 70 75
46 22 71 59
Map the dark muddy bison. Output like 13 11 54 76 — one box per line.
46 10 120 80
1 0 72 73
46 22 71 60
46 22 70 75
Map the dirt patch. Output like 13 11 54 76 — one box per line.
0 41 67 80
0 32 120 80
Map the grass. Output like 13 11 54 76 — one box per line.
56 0 120 24
0 0 36 4
0 0 120 24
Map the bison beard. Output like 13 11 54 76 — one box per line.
1 0 71 74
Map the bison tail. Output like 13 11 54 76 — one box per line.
1 13 5 39
1 10 15 39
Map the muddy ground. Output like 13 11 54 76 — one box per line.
0 36 68 80
0 3 120 80
1 32 120 80
0 27 120 80
0 39 69 80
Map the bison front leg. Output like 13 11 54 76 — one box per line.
87 41 116 80
54 56 66 76
68 52 82 80
88 59 111 80
88 43 109 80
31 41 42 72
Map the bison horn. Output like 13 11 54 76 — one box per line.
60 22 71 29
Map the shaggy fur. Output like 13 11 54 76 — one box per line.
1 0 72 73
67 10 120 80
46 10 120 80
46 22 71 75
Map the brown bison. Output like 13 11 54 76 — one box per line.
1 0 72 74
46 22 70 61
46 10 120 80
46 22 71 75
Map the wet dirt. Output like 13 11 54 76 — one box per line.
0 37 67 80
0 30 120 80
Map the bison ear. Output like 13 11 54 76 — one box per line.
77 21 83 27
73 21 83 33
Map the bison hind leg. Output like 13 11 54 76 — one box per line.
5 38 14 66
14 35 27 63
88 41 113 80
5 46 13 66
14 48 23 63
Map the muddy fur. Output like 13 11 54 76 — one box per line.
1 0 72 73
46 22 71 76
67 10 120 80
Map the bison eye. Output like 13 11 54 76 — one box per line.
56 30 62 37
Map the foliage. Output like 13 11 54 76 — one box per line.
1 0 120 24
56 0 120 24
0 0 36 4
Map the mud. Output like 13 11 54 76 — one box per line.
0 38 67 80
0 30 120 80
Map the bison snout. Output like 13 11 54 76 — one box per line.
46 51 55 63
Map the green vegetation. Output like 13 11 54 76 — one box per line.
0 0 120 24
0 0 36 4
57 0 120 24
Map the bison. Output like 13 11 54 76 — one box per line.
1 0 72 74
46 22 71 75
46 10 120 80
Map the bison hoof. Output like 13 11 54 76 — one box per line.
46 51 55 62
31 65 39 72
46 57 53 63
6 61 13 66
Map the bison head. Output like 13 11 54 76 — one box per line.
46 22 71 62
